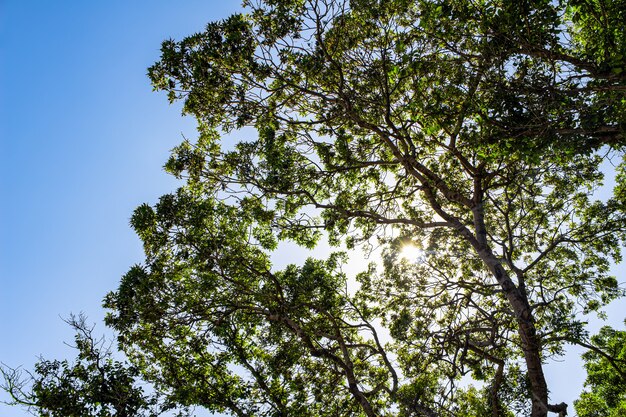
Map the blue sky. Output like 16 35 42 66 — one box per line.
1 2 625 417
0 2 240 415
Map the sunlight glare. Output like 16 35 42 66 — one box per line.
399 244 423 262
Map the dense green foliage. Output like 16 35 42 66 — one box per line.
0 315 184 417
3 1 626 416
575 324 626 417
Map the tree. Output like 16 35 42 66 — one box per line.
103 0 626 415
0 314 185 417
4 1 626 416
575 323 626 417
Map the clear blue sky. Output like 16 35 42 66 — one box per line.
0 2 624 417
0 2 240 415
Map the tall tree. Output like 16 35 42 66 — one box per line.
5 1 626 416
104 0 626 416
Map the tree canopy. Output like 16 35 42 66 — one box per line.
0 315 185 417
574 323 626 417
4 1 626 416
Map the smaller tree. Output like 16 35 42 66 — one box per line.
0 314 184 417
575 322 626 417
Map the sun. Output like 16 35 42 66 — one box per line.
399 244 423 262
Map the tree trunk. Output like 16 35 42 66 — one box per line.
470 201 550 416
480 254 549 417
